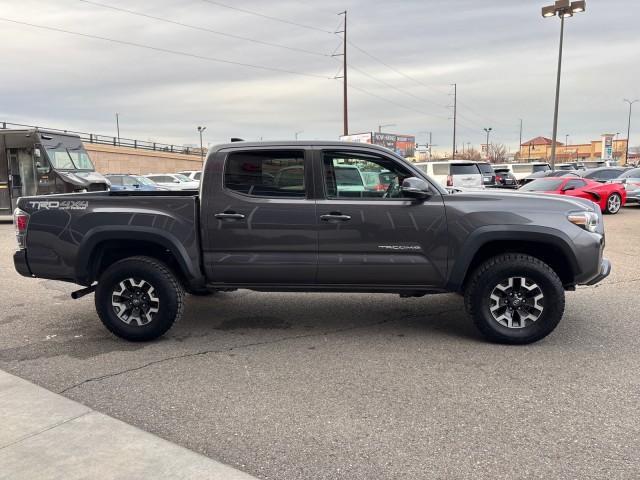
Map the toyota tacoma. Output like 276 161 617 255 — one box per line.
13 142 610 344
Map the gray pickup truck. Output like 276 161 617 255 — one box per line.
13 142 610 344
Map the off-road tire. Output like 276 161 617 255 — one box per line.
464 254 565 345
95 256 184 341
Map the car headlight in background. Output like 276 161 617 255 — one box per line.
568 211 599 233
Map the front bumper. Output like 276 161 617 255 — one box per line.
585 258 611 286
13 249 32 277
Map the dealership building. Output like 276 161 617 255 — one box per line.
519 134 629 163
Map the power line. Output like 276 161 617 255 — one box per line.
347 82 447 120
199 0 335 34
0 16 332 79
348 63 449 115
77 0 331 58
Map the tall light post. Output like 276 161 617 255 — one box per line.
197 126 207 162
541 0 586 170
115 112 120 146
483 127 492 160
624 99 638 164
378 123 396 133
295 130 304 140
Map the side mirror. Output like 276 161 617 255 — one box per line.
173 179 181 183
401 177 432 199
562 185 576 191
133 184 140 188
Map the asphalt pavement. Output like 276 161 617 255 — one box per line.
0 209 639 479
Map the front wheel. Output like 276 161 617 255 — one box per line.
605 193 622 214
464 254 565 344
95 256 184 341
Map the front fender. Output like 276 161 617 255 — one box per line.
445 225 580 291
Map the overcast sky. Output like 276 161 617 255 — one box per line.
1 0 638 153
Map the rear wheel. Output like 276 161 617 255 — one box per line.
605 193 622 214
464 254 565 344
95 256 184 341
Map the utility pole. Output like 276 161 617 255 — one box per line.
451 83 457 159
295 130 303 140
624 99 638 164
115 112 120 146
429 131 433 160
519 119 523 153
336 11 348 136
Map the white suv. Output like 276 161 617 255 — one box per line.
177 170 202 182
144 173 199 191
415 161 484 189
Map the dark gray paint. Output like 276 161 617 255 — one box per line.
14 141 609 293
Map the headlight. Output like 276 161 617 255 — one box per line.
567 211 599 233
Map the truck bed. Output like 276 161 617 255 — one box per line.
16 191 203 286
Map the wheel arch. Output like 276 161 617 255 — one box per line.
76 227 205 289
447 227 580 291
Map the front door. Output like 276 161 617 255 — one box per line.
315 149 448 287
201 147 318 285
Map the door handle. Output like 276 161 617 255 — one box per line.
320 213 351 222
215 212 245 220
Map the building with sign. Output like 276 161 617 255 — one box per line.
340 132 416 158
519 135 628 163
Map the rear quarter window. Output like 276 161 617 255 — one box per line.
432 164 450 176
477 164 494 174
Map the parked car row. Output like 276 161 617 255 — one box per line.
411 160 637 215
105 171 203 192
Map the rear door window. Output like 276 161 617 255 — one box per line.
224 150 306 198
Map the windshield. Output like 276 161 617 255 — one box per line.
134 176 156 186
45 142 95 170
532 164 551 173
620 168 640 179
477 163 494 174
451 164 480 175
173 174 192 182
520 179 564 191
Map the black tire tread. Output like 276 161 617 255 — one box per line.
464 253 565 344
95 256 184 341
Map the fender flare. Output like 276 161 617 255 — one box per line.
445 225 580 291
75 226 205 287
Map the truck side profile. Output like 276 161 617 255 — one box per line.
13 142 611 344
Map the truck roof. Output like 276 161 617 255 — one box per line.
209 140 403 157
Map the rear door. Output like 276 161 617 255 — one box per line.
451 163 483 189
315 148 448 287
201 147 317 285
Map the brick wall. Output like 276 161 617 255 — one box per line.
85 143 204 175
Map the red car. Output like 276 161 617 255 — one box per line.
519 176 626 214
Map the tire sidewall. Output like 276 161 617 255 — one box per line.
95 259 180 341
472 262 564 343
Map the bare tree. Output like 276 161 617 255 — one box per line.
458 148 482 161
488 143 508 163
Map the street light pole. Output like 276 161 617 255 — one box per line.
624 99 638 164
295 130 303 140
542 1 586 170
115 112 120 146
378 123 396 133
483 127 492 160
197 126 207 162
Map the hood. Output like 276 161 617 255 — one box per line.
445 189 598 213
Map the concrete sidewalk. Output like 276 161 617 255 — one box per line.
0 370 258 480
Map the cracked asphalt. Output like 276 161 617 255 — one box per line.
1 209 639 480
